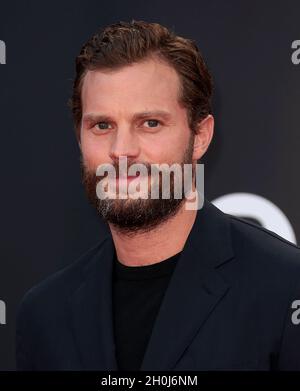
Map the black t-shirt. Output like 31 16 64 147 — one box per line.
112 249 181 371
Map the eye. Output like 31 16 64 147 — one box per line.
144 119 161 128
95 122 112 130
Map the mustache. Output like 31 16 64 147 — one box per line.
89 161 186 178
97 161 151 179
79 152 194 183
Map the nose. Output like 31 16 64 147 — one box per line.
109 127 140 163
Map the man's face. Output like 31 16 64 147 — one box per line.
79 56 197 235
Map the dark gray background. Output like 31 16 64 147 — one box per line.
0 0 299 370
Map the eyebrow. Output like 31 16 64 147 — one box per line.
82 110 173 124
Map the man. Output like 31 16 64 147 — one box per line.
16 20 300 371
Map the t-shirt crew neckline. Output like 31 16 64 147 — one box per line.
113 250 181 281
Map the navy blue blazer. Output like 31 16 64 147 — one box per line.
16 199 300 370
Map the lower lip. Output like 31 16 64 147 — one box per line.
116 176 140 183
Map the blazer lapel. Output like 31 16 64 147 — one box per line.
139 199 235 370
69 236 118 370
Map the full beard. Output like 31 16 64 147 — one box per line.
80 134 195 236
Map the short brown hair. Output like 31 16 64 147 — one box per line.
69 20 213 140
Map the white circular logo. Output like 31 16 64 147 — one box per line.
212 193 297 244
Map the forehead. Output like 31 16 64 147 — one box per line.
81 57 182 114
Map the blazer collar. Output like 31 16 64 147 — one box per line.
69 198 234 370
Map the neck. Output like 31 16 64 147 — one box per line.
109 198 197 266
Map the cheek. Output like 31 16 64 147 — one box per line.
80 137 110 168
149 134 190 163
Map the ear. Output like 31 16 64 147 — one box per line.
77 128 82 151
192 114 214 161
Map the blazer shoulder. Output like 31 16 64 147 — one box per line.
227 213 300 270
17 235 111 316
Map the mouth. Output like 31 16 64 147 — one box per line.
116 172 141 183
